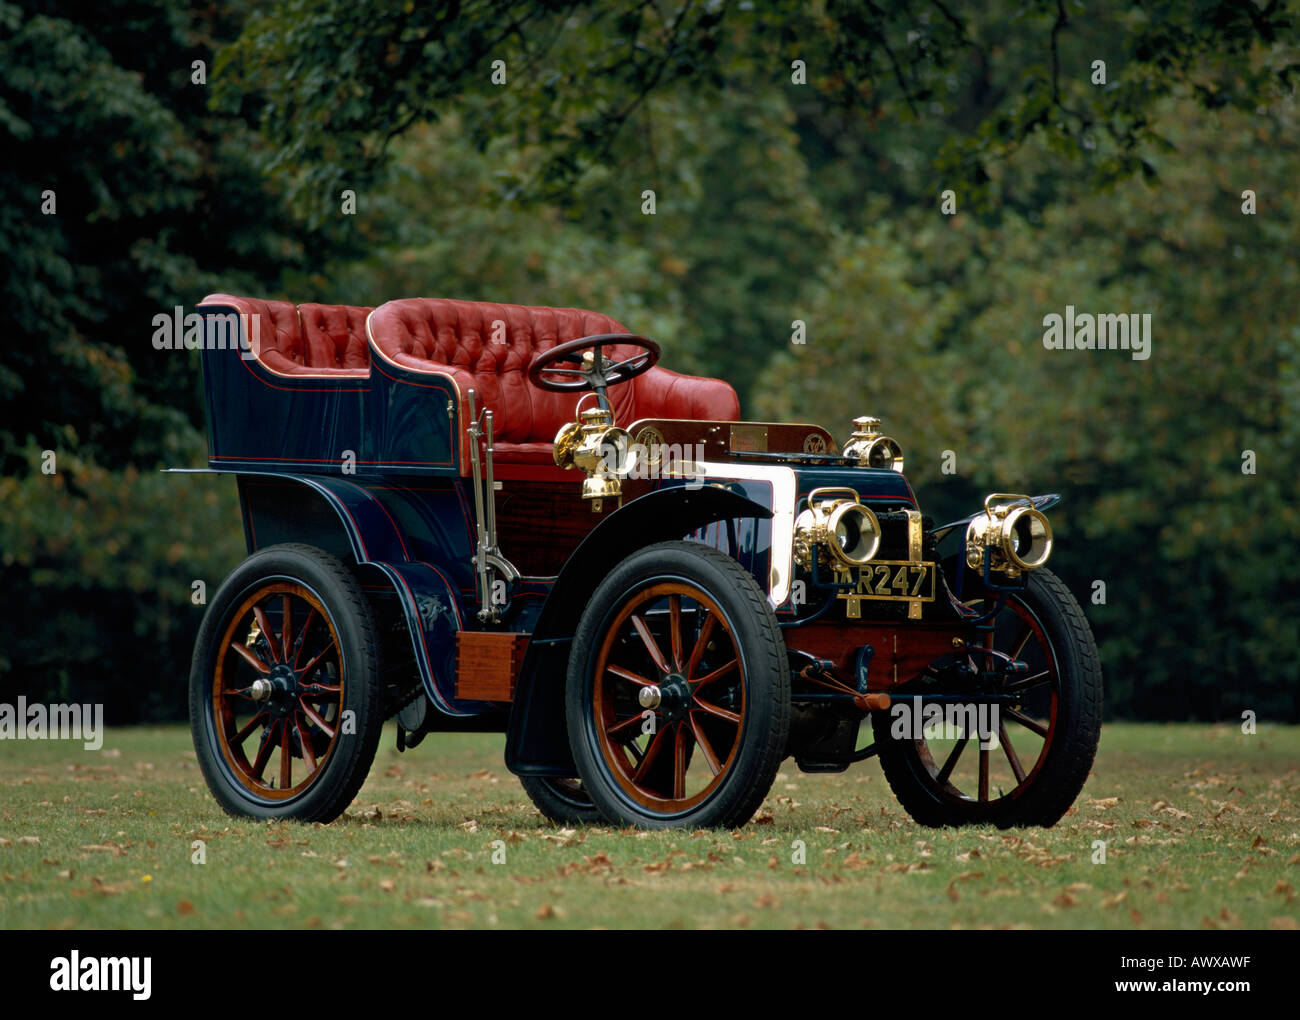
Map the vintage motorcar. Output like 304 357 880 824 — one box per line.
177 294 1101 830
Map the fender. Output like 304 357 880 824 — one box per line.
505 485 774 776
163 468 482 717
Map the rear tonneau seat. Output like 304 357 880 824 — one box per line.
201 293 372 377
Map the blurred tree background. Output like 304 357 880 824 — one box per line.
2 0 1295 722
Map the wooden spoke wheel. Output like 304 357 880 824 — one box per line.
567 541 789 829
872 567 1101 827
212 582 343 799
190 544 383 822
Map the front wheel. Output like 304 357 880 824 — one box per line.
872 567 1101 827
566 541 790 829
189 543 384 823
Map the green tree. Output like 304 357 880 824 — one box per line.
758 96 1300 720
0 1 347 719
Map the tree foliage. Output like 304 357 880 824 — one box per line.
2 1 1296 722
0 1 352 718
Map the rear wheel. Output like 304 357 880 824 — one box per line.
872 567 1101 827
189 544 383 823
566 541 790 829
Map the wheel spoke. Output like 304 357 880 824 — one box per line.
999 721 1026 785
1009 622 1034 660
280 596 293 663
630 615 670 674
935 734 967 786
1005 707 1049 737
295 712 318 773
279 722 292 789
251 719 279 780
633 726 671 783
291 607 316 668
299 683 341 696
300 701 336 739
607 713 646 740
298 638 337 678
691 694 740 725
230 641 270 673
253 606 278 663
692 658 737 690
233 711 269 746
673 724 688 799
689 714 722 775
978 745 990 802
685 610 716 680
668 595 683 671
606 663 654 687
1005 669 1051 694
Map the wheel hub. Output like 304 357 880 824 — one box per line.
252 664 299 713
649 673 692 724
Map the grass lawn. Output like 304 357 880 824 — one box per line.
0 722 1296 930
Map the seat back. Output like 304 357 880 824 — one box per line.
298 303 373 373
200 293 371 376
367 298 644 443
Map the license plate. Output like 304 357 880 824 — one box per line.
841 560 936 618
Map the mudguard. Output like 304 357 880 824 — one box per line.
164 468 481 717
505 485 774 776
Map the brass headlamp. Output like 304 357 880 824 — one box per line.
553 407 636 511
793 487 882 570
842 416 904 472
965 493 1053 577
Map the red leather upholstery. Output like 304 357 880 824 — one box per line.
200 294 371 376
367 298 739 466
298 303 374 373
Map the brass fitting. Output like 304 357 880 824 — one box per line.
553 407 636 512
793 486 882 570
842 416 904 472
965 493 1053 577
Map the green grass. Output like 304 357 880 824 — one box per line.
1 723 1296 929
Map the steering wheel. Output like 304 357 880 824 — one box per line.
527 333 661 409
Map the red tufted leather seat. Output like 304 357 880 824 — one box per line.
367 298 739 465
298 303 373 373
201 294 372 376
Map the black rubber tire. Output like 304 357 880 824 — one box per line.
189 543 384 823
518 775 604 824
872 567 1101 828
566 540 790 829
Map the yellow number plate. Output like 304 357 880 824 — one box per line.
853 560 935 601
840 560 936 620
838 560 936 620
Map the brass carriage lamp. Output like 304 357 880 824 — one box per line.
965 494 1054 577
842 416 905 472
553 407 637 512
793 487 882 572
